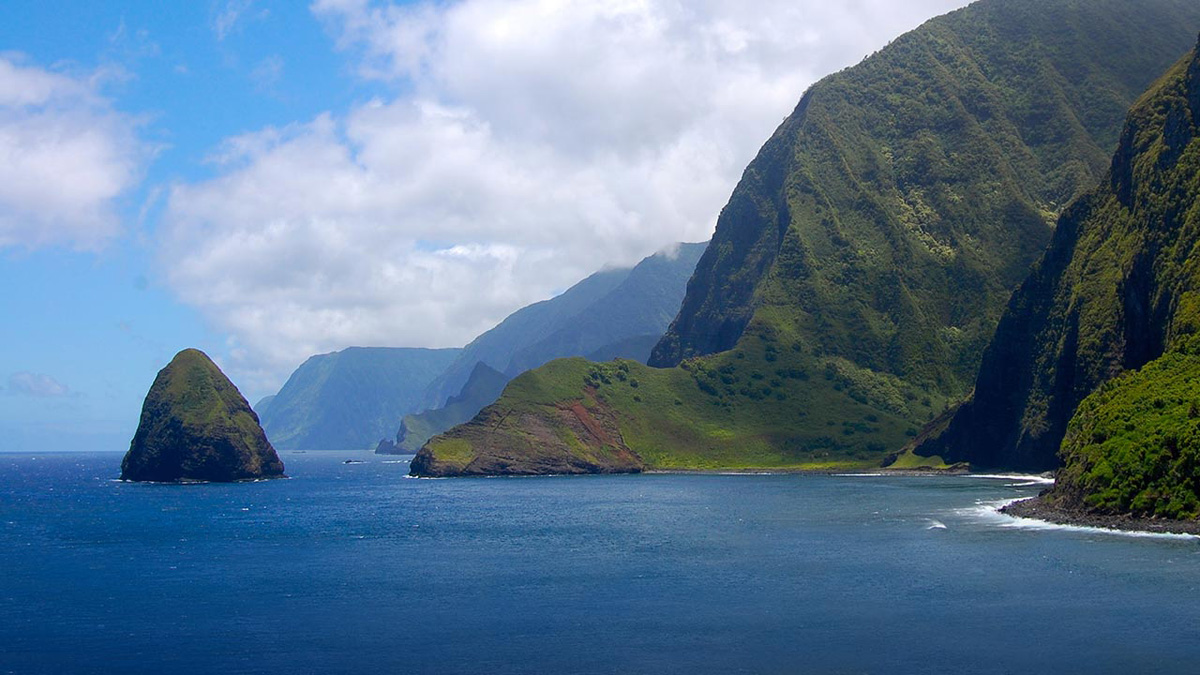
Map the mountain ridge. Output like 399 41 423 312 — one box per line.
411 0 1200 476
260 347 460 450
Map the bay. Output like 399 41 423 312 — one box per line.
2 451 1199 674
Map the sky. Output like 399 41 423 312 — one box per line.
0 0 971 452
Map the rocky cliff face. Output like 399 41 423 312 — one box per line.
917 40 1200 471
121 349 285 482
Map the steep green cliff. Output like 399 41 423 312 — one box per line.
413 0 1200 477
652 0 1200 380
121 349 284 483
918 41 1200 472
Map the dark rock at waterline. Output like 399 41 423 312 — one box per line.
1002 496 1200 536
120 349 285 483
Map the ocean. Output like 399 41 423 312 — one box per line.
3 451 1200 674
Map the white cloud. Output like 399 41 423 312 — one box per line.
0 55 146 250
250 54 285 93
213 0 266 42
7 372 72 398
165 0 970 389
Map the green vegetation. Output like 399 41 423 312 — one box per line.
920 40 1200 473
121 349 284 482
653 0 1200 381
260 347 461 450
885 449 952 471
1049 348 1200 518
413 0 1200 476
415 352 929 474
413 360 643 476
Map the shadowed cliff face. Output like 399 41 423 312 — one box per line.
918 41 1200 471
121 349 285 483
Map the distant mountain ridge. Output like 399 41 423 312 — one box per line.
259 347 460 450
419 267 631 410
421 243 707 409
262 243 705 453
380 362 510 455
505 243 709 374
382 243 707 453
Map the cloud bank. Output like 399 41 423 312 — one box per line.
7 372 72 398
0 56 145 250
163 0 970 388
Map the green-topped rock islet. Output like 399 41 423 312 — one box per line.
121 349 285 483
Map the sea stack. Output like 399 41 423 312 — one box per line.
121 349 285 482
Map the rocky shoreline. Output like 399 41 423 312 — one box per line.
1002 496 1200 536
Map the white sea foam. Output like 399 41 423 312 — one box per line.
963 497 1200 541
833 473 887 477
966 473 1055 485
926 519 947 530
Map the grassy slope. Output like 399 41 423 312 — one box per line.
417 0 1200 475
425 352 932 472
156 349 264 440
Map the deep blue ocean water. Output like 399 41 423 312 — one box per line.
3 451 1200 674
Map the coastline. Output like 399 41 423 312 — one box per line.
1001 496 1200 536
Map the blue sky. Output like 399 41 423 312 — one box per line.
0 0 384 451
0 0 969 452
